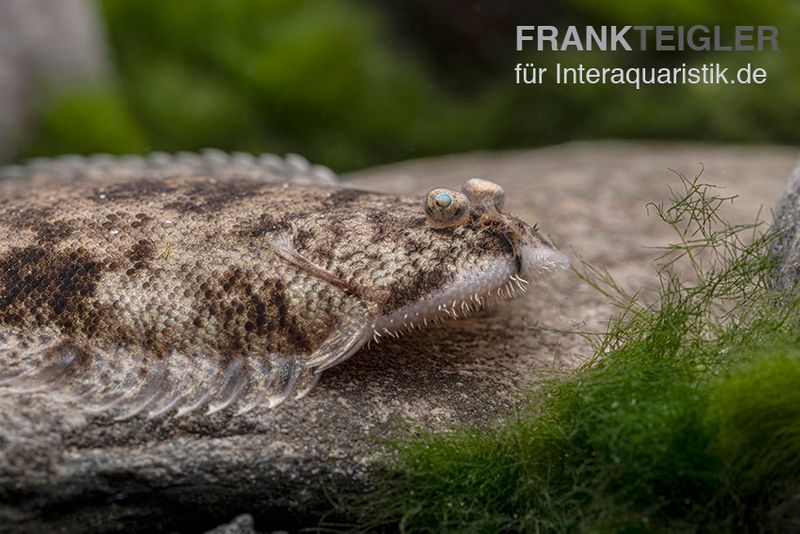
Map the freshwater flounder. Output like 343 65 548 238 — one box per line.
0 151 568 419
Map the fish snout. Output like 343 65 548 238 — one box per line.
519 239 570 278
516 221 570 278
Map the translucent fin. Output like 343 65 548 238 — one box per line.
294 369 322 400
84 393 128 415
173 355 224 418
266 359 301 409
81 350 155 415
234 359 277 416
303 321 370 371
113 362 167 421
206 357 248 415
146 392 183 420
170 355 249 418
0 324 362 419
143 351 198 418
2 344 89 393
174 390 213 418
0 150 338 186
56 383 99 403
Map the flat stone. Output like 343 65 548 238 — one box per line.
0 142 794 532
772 159 800 290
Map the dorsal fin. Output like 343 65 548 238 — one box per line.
0 326 324 419
0 318 371 419
0 150 338 186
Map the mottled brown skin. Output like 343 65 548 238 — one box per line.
0 153 566 418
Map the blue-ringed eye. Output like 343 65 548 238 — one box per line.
425 188 470 228
434 193 453 207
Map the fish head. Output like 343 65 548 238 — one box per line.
340 178 570 329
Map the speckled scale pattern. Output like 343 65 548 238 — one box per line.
0 151 564 418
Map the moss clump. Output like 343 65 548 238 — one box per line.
707 347 800 522
335 173 800 532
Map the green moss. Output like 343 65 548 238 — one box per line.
335 174 800 532
707 348 800 505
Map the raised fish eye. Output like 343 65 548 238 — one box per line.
462 178 505 211
425 188 470 228
434 193 453 207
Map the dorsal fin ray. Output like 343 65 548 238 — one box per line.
206 357 248 415
271 232 353 292
0 150 338 186
113 362 168 421
0 313 370 418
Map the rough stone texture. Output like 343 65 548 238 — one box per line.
0 142 795 533
772 158 800 290
0 0 109 162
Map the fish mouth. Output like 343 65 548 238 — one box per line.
367 228 569 343
368 258 533 343
491 216 570 280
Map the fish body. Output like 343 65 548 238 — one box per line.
0 151 568 418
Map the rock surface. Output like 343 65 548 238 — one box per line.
0 142 795 533
772 158 800 291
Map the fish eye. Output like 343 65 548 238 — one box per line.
425 188 470 228
434 193 453 207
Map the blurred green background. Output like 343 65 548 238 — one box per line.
19 0 800 172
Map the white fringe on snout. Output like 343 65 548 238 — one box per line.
368 260 522 343
366 243 569 345
520 243 571 278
